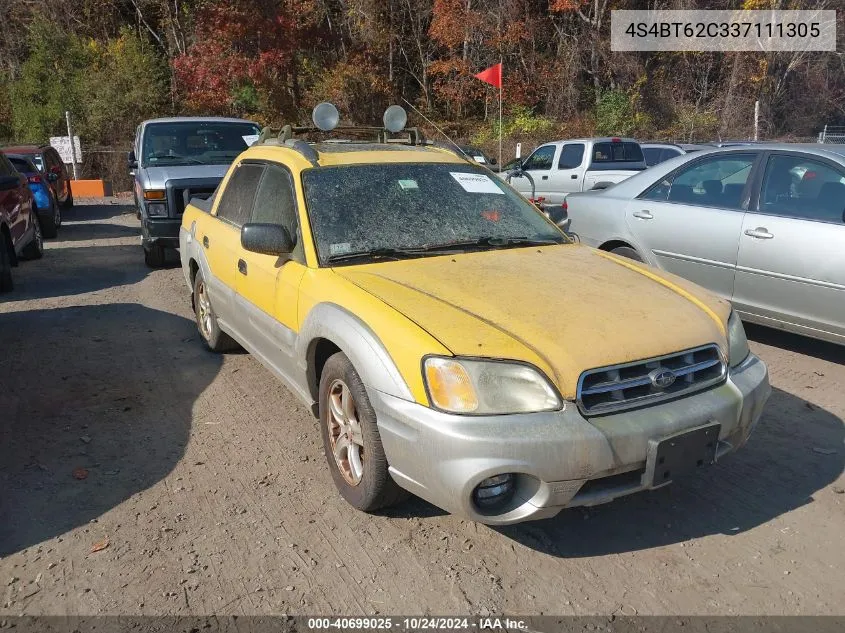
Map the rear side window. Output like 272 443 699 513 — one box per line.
643 147 662 166
215 163 264 227
558 144 585 169
592 142 644 163
759 154 845 224
9 158 30 173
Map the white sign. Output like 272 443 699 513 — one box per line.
50 136 83 164
450 172 504 194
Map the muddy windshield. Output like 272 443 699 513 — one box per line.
141 121 261 167
302 163 567 265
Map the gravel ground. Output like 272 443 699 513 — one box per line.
0 200 843 617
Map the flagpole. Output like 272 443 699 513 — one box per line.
498 61 502 170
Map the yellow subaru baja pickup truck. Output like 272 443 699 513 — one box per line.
179 106 770 525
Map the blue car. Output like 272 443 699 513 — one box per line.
7 154 61 238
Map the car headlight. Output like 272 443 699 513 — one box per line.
727 310 750 368
423 356 561 415
146 202 168 217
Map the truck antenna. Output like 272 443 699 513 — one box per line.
401 98 465 156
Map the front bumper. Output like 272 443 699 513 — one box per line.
371 352 770 525
141 216 181 248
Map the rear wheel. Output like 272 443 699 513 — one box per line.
193 270 239 352
319 352 408 512
0 236 13 292
610 246 643 262
22 214 44 259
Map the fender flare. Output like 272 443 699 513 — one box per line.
297 303 414 403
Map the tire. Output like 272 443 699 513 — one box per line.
0 236 13 293
144 243 166 268
610 246 643 262
62 190 74 209
40 200 59 239
192 270 239 352
319 352 408 512
22 214 44 260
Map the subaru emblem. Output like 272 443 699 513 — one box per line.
649 368 676 389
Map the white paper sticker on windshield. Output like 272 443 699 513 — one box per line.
398 179 419 190
242 134 260 146
475 156 486 164
450 172 504 194
330 242 352 256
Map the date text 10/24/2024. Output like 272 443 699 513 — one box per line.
306 618 528 631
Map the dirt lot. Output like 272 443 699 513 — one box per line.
1 200 843 617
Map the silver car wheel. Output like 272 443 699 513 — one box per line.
327 379 365 486
196 280 213 340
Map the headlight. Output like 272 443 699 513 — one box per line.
727 310 750 368
423 356 561 415
146 202 168 217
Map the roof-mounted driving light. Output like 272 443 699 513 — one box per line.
312 102 340 132
383 105 408 133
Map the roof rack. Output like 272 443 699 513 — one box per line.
254 104 428 165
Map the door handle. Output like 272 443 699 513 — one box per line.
570 174 578 179
541 175 549 180
744 227 774 239
202 235 209 248
632 210 654 220
237 258 248 275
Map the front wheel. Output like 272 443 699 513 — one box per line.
40 200 59 239
62 190 74 209
319 352 408 512
144 243 166 268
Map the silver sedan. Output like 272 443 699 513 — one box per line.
565 144 845 346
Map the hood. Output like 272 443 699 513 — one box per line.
140 164 231 189
334 245 730 399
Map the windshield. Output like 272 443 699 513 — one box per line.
141 121 261 167
302 163 567 265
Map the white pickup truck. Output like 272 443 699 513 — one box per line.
505 137 648 204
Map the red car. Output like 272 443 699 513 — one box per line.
0 151 44 292
0 144 74 210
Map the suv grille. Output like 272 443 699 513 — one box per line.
576 344 726 416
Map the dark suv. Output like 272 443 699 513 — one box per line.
0 151 44 292
0 144 74 209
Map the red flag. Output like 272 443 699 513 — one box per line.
474 63 502 89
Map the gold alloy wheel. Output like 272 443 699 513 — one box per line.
327 379 365 486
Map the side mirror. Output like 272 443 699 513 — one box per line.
241 223 294 257
0 175 19 191
128 150 138 170
47 172 59 183
490 157 497 165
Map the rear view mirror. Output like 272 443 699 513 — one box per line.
241 223 294 257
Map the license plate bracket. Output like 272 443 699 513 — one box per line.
645 423 721 488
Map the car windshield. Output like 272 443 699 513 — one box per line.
141 121 261 167
302 162 568 265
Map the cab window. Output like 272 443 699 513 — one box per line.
558 144 584 170
522 146 555 171
215 163 263 227
641 154 755 210
758 154 845 224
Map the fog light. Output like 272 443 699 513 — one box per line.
472 474 515 508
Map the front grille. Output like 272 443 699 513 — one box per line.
576 344 726 416
165 179 221 217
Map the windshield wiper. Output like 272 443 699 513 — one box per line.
418 236 566 252
150 155 207 165
326 247 425 264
